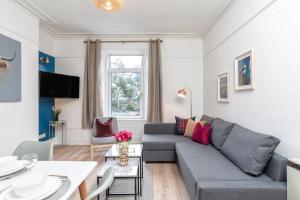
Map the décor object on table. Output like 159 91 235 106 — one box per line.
234 50 255 90
52 106 62 122
217 72 230 102
0 33 21 102
13 141 53 161
177 87 193 117
92 0 124 12
175 116 196 135
114 130 133 166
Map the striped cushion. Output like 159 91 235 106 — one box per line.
175 116 196 135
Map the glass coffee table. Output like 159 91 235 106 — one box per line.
97 159 139 200
105 143 143 195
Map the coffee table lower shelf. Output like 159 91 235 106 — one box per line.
97 159 140 200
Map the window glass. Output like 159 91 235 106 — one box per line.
111 72 142 117
110 56 142 68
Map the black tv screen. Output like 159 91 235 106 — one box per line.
39 71 79 98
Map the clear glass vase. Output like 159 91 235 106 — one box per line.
118 142 129 166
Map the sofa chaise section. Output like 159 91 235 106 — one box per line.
175 141 273 200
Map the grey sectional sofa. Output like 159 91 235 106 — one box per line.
142 116 287 200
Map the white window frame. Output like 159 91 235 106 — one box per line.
104 50 147 120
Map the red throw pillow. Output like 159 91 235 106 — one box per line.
192 123 212 145
95 118 114 137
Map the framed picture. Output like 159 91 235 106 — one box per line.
0 33 21 102
234 50 255 90
218 72 229 102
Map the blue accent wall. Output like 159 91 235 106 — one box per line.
39 52 55 141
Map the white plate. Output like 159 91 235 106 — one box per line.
4 177 62 200
0 161 24 177
13 173 47 197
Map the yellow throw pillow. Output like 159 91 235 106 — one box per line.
184 119 206 137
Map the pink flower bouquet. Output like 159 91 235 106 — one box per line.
114 130 133 143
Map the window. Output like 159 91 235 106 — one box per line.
106 54 146 119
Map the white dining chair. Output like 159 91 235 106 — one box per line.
13 141 53 161
86 167 115 200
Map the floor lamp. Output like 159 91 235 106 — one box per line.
177 87 193 118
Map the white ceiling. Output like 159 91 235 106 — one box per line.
16 0 231 37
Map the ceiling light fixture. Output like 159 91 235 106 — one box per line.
92 0 124 12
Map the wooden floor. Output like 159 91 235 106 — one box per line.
54 145 189 200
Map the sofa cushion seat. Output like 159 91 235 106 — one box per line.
176 141 272 182
142 134 191 151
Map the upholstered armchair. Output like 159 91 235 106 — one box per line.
90 116 118 159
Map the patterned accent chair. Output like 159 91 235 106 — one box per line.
90 116 118 159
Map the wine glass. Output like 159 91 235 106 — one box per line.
21 153 38 171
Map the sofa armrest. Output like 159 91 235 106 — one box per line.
144 123 176 135
197 181 286 200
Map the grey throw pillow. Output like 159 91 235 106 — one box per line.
211 118 234 149
220 124 280 176
200 115 215 125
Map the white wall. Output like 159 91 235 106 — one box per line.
203 0 300 157
39 28 56 56
52 37 203 144
0 0 39 156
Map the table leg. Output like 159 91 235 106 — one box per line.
140 157 142 196
142 153 144 178
106 188 108 198
134 177 137 200
61 125 64 145
79 180 88 200
97 178 100 200
137 165 140 195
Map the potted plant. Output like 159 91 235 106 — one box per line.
52 106 62 122
114 130 133 166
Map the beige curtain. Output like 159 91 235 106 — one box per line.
148 39 164 123
82 40 103 129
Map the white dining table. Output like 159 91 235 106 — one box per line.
0 161 97 200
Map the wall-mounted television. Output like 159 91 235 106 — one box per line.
39 71 79 98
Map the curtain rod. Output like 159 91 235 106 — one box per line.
84 40 163 44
